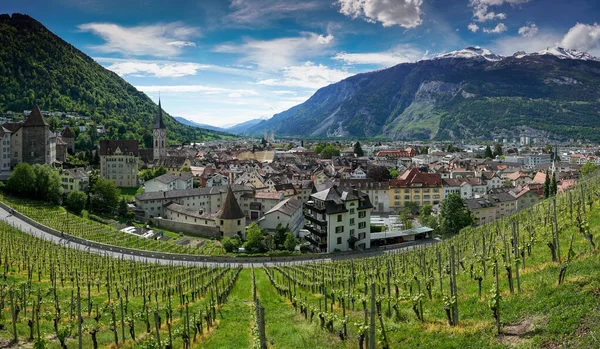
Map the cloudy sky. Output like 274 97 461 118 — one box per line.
4 0 600 127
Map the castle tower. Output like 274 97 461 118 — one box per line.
153 98 167 161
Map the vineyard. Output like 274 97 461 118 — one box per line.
0 193 225 256
1 175 600 348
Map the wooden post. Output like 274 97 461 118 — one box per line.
512 223 521 293
450 246 458 326
154 311 162 349
258 305 267 349
369 283 376 349
9 288 18 344
78 288 82 349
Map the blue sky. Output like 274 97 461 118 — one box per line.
3 0 600 127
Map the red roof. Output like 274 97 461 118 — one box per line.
390 168 442 188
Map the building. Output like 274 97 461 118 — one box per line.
389 168 442 209
303 185 373 253
153 99 166 161
488 192 517 219
144 172 193 193
135 184 253 219
214 186 246 237
504 154 551 168
0 127 11 172
60 168 89 194
99 139 139 188
6 105 56 166
339 179 390 213
258 198 304 235
466 198 496 225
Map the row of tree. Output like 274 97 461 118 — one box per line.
222 223 299 254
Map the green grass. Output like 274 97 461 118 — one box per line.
202 269 253 349
119 186 143 202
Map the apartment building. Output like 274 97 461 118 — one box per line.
144 172 193 193
303 185 373 253
389 168 442 209
99 140 139 188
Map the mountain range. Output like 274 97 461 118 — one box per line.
0 13 232 146
245 46 600 142
174 116 263 135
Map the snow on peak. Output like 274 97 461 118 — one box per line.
434 46 504 62
528 47 599 61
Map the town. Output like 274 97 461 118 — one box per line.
0 103 596 256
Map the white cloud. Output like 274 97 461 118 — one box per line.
483 23 507 34
256 62 352 89
272 90 297 95
468 23 480 32
490 32 561 55
560 23 600 53
333 45 425 66
518 23 538 37
135 85 259 96
225 0 320 24
336 0 423 28
78 22 200 57
213 32 334 69
469 0 529 23
106 62 210 78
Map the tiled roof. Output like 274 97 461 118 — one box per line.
215 186 245 220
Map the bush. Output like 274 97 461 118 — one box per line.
65 190 87 215
221 237 240 253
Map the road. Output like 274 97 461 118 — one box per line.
0 206 434 268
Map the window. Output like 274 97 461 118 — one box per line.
358 222 366 229
395 195 401 200
404 195 410 200
358 211 366 218
350 208 355 214
335 226 344 233
350 218 355 226
414 195 420 199
337 214 342 222
404 189 410 193
337 237 342 245
394 189 400 193
237 220 241 225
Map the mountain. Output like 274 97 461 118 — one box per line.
247 46 600 141
226 118 264 135
0 13 232 146
173 116 227 132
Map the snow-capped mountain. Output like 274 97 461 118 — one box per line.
528 47 599 61
434 46 599 62
434 46 505 62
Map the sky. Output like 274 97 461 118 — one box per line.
3 0 600 127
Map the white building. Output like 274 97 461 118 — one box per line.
303 185 373 253
144 172 193 193
0 127 11 172
258 198 304 235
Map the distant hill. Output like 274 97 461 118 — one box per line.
0 13 233 146
227 118 264 135
246 46 600 141
173 116 227 132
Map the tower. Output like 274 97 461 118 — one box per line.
153 98 166 161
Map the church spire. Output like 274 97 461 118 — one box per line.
154 97 165 129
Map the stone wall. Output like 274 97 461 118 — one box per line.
22 125 48 165
152 217 220 239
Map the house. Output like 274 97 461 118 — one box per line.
144 172 193 193
303 185 373 253
389 168 442 209
0 127 11 172
205 173 229 187
99 139 139 188
339 179 390 213
5 105 57 166
60 168 89 194
488 192 517 219
350 167 367 179
466 198 496 225
214 186 246 237
258 198 304 235
512 187 539 210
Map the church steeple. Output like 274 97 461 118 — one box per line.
154 97 165 129
153 97 167 161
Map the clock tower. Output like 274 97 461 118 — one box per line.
153 98 167 161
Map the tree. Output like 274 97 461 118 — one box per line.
439 194 476 236
32 164 62 204
580 162 599 178
243 223 266 253
284 232 299 251
221 237 240 253
400 211 413 229
493 143 503 157
118 197 128 217
389 168 399 179
66 191 87 215
402 201 420 216
7 163 36 196
274 224 288 249
89 177 120 213
367 166 392 182
418 204 438 232
551 172 558 196
543 171 551 199
320 144 340 159
353 141 364 157
484 145 493 159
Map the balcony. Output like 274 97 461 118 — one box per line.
304 213 327 226
304 224 327 238
305 234 327 249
